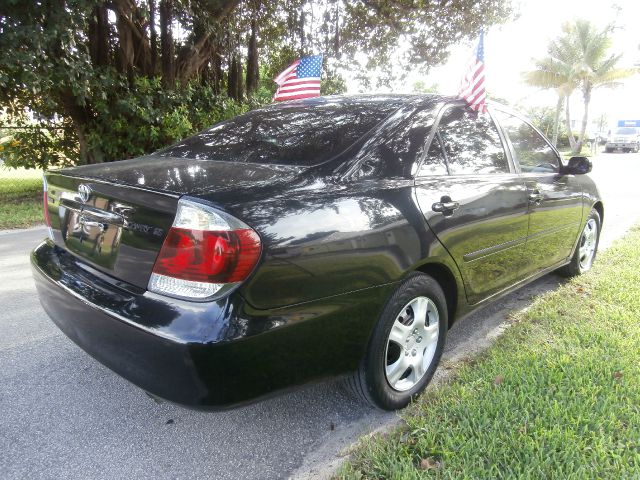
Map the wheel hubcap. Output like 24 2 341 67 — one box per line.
384 296 439 392
578 218 597 271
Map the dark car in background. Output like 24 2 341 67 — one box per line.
31 95 602 410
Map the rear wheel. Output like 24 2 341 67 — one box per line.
558 208 600 277
605 147 613 153
345 273 447 410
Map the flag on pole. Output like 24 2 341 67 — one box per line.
458 31 487 113
273 55 323 102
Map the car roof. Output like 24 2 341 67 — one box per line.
266 93 453 110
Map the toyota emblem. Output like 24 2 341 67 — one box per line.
78 184 92 203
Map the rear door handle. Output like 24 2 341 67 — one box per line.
432 200 460 213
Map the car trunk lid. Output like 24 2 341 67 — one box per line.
44 156 301 290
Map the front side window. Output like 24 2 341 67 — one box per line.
494 111 560 173
437 106 509 175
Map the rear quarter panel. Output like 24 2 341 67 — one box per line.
199 177 459 310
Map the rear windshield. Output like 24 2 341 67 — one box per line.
615 127 637 135
159 102 400 166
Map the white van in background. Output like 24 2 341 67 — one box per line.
606 124 640 153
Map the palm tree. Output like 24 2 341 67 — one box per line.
525 20 637 154
524 54 576 148
568 20 636 154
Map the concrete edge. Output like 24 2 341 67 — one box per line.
0 225 47 236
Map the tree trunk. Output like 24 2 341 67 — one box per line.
299 10 305 54
333 2 340 57
75 122 104 165
60 91 104 165
160 0 175 87
175 31 214 83
172 0 241 84
228 56 238 99
245 18 259 95
88 3 110 67
111 0 153 76
564 95 577 152
236 58 244 100
213 52 222 95
575 85 591 155
552 94 563 147
149 0 157 74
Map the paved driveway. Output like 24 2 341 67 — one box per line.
1 152 639 480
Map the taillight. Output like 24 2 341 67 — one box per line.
148 199 261 300
43 175 54 240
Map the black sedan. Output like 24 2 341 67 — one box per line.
32 95 602 410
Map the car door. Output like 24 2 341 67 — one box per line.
414 104 530 305
492 109 583 274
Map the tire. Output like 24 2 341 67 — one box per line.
345 273 447 410
605 147 613 153
558 208 600 277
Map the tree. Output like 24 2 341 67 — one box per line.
0 0 513 168
567 20 636 154
525 20 637 153
524 34 579 148
523 105 561 139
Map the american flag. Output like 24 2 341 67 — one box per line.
458 31 487 113
273 55 323 102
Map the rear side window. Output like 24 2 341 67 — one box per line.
159 102 400 166
494 111 560 173
417 135 448 176
437 106 509 175
342 105 442 179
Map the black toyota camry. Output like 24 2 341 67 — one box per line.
32 95 602 410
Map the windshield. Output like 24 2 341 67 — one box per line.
615 127 637 135
159 101 401 166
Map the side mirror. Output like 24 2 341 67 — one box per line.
562 156 592 175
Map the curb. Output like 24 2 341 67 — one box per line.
0 225 47 236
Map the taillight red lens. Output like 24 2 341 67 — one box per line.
43 181 51 227
152 227 261 284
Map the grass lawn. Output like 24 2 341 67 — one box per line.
0 166 44 229
339 226 640 479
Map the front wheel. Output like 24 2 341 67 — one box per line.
558 208 600 277
345 273 447 410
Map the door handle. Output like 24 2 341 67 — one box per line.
432 200 460 213
528 191 544 205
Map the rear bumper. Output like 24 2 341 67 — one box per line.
31 240 394 408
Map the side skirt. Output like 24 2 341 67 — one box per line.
451 257 569 326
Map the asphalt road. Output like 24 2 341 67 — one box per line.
2 152 639 480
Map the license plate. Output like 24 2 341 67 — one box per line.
60 201 123 269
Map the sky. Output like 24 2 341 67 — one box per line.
347 0 640 131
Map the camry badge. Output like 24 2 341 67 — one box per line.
78 184 92 203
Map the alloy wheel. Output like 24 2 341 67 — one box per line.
384 296 439 392
578 218 598 271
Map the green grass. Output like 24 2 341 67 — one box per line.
559 145 595 158
338 226 640 479
0 167 44 229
